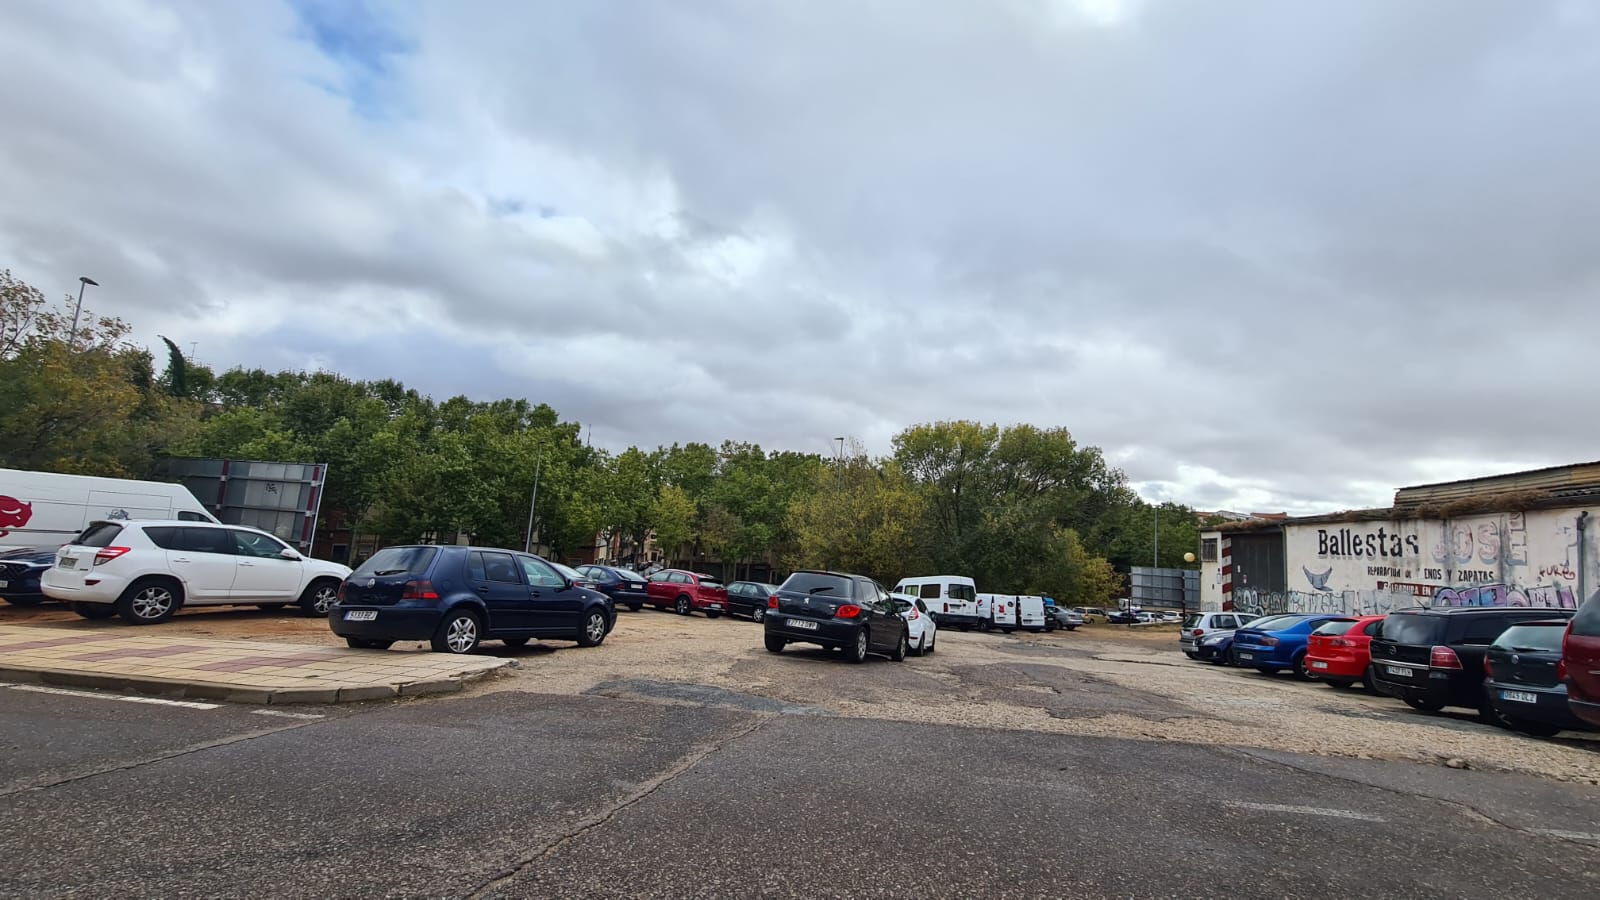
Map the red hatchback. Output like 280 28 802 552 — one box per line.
645 569 729 618
1305 614 1385 690
1564 593 1600 727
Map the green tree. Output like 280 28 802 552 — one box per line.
786 454 930 585
649 484 697 562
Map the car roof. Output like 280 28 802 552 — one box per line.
1398 606 1572 616
1503 618 1574 627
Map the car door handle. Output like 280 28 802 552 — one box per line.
171 557 192 564
239 561 256 567
475 586 489 594
529 590 542 598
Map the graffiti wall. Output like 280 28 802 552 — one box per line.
1211 507 1597 616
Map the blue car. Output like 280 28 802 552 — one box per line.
1230 614 1345 679
0 545 61 607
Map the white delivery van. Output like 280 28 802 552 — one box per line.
0 468 217 548
1016 595 1048 632
893 575 980 630
979 593 1020 632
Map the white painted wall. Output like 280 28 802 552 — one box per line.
1199 530 1224 611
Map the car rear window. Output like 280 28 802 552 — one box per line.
698 575 723 589
782 572 855 597
74 522 125 547
918 584 941 600
1243 615 1298 632
1379 612 1446 645
1313 619 1360 636
1182 614 1202 628
1573 594 1600 638
352 546 439 578
1492 623 1567 652
949 584 976 602
889 598 913 613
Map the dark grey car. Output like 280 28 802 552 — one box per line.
763 570 910 663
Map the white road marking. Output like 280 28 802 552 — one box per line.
1535 829 1600 843
6 684 219 710
1224 801 1386 822
251 709 325 720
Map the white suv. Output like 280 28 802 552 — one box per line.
42 520 352 625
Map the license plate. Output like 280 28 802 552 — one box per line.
344 610 377 621
709 603 723 609
1237 652 1254 660
787 618 818 630
1311 660 1329 669
1386 665 1415 678
1501 690 1538 704
0 580 7 588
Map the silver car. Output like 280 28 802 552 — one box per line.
1179 612 1257 657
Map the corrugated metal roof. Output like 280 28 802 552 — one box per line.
1393 461 1600 511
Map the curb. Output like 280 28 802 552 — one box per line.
0 661 508 705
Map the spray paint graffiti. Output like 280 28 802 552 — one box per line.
1431 583 1576 609
1233 583 1577 616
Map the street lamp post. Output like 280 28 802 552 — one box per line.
833 437 845 458
69 276 99 351
523 448 544 554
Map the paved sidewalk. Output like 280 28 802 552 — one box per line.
0 625 510 704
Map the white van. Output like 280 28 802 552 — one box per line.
0 468 216 548
892 575 980 630
1016 595 1048 632
979 593 1020 632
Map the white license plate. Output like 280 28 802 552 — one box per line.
1311 660 1329 669
1237 652 1254 660
787 618 818 630
709 603 723 609
1501 690 1538 704
0 580 7 588
1386 665 1415 678
344 610 377 621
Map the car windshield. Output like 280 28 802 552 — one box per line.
1492 623 1567 652
553 563 584 580
1242 615 1301 632
1313 619 1359 636
889 598 913 612
612 569 645 581
782 572 855 597
352 546 438 578
1378 612 1446 645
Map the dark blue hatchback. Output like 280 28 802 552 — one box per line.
576 564 651 611
329 545 615 654
1230 613 1345 679
0 546 61 607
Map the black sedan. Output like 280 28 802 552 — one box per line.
726 580 781 621
0 545 60 607
1482 619 1595 737
763 570 909 664
577 564 652 611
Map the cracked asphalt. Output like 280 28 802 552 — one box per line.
3 609 1599 897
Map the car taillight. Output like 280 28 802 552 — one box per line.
401 580 439 600
1430 645 1462 669
1329 638 1351 648
1191 629 1204 636
768 595 778 609
93 547 131 565
836 605 862 619
1556 657 1567 682
337 582 347 602
909 609 920 620
1483 656 1494 677
1261 636 1278 646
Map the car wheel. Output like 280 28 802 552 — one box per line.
71 602 117 620
256 603 287 612
624 602 640 612
1324 679 1355 690
116 578 182 625
2 595 45 607
764 635 785 653
1362 664 1380 693
675 595 692 616
1403 697 1446 713
1479 695 1516 730
845 629 869 664
706 611 721 619
1184 651 1200 660
914 633 926 656
890 631 909 662
1292 654 1314 681
576 609 609 647
1255 667 1277 676
431 609 482 655
1509 718 1563 738
927 632 936 654
345 637 393 650
503 637 531 649
752 607 766 624
299 579 341 617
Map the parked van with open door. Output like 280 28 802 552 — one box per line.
980 593 1019 632
892 575 980 630
0 468 216 548
1017 595 1048 632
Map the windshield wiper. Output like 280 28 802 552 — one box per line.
808 586 836 594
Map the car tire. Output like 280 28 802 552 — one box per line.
675 595 692 616
345 637 394 650
1479 695 1516 730
706 611 721 619
1508 718 1562 738
927 632 936 654
1184 651 1200 660
1255 667 1276 676
1324 679 1355 690
576 609 609 647
71 602 117 620
116 578 182 625
1066 625 1077 631
914 633 926 656
890 631 908 662
299 579 341 617
2 595 45 607
257 603 287 612
845 629 869 664
502 637 531 649
1292 654 1313 681
1403 697 1446 713
1001 627 1015 634
764 635 785 654
1362 664 1380 693
622 602 639 612
752 607 766 624
431 609 482 655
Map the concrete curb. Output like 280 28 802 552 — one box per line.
0 660 509 705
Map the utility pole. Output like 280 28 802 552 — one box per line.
523 449 543 554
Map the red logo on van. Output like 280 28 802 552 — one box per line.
0 495 32 537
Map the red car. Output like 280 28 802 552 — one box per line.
1564 595 1600 727
1305 614 1385 690
645 569 729 618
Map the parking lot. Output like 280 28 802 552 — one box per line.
7 601 1598 785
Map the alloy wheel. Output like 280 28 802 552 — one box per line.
311 584 338 615
446 616 477 653
586 612 606 643
131 586 174 620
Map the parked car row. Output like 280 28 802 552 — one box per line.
1181 602 1600 738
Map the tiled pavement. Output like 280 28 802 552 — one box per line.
0 625 510 704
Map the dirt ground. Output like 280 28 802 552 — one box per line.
7 601 1598 784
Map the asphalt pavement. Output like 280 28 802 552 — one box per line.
3 684 1597 899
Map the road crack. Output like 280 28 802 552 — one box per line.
464 712 776 898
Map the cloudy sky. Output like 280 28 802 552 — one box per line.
3 1 1596 514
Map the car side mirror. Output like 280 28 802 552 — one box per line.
279 548 302 561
